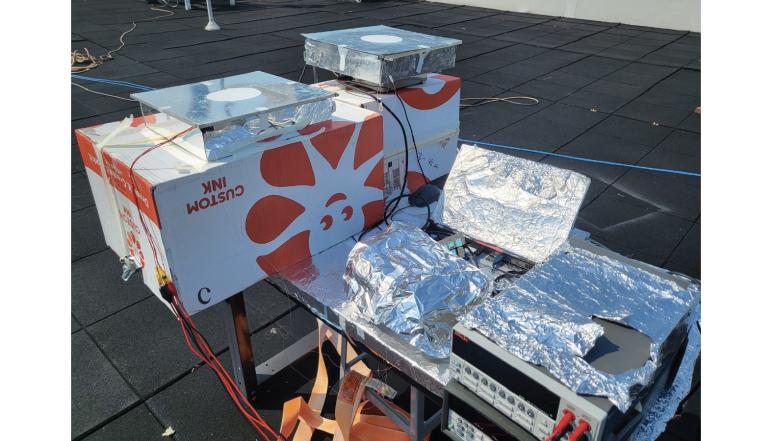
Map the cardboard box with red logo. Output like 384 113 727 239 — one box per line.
315 74 460 196
75 104 384 314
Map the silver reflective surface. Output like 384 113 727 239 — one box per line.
131 71 336 128
200 99 335 160
343 221 490 358
276 237 451 397
459 242 700 411
303 26 461 56
632 304 701 441
433 144 590 263
303 26 460 84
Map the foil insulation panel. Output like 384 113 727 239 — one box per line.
343 221 491 358
433 144 590 263
275 237 451 397
131 71 336 161
459 241 700 411
632 304 701 441
303 26 461 85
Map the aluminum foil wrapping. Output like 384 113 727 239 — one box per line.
303 26 460 84
343 221 490 358
459 242 700 411
131 71 337 161
276 237 452 397
202 99 335 159
433 144 590 263
632 303 701 441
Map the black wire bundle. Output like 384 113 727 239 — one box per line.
341 78 413 241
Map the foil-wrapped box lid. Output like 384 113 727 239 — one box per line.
129 71 337 161
303 26 461 85
344 221 490 358
433 144 590 263
131 71 336 128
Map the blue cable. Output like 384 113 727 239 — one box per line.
69 75 700 179
460 139 701 177
71 74 156 91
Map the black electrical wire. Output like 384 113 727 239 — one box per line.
298 65 309 83
337 78 410 221
463 244 479 267
390 76 428 185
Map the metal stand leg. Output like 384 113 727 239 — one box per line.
364 385 440 441
313 66 319 83
410 386 425 441
223 292 259 406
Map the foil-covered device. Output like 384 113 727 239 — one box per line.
447 235 700 441
275 238 451 397
303 26 461 86
433 144 590 264
343 221 490 358
131 71 336 161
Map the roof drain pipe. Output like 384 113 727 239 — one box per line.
204 0 220 31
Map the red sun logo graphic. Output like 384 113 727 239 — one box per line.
244 117 384 275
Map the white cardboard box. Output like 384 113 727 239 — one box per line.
76 104 384 314
315 74 460 194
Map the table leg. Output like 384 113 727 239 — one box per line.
223 292 260 406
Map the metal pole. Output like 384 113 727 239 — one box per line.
205 0 221 31
223 292 259 406
410 386 426 441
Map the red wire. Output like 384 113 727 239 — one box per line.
121 127 280 441
127 126 194 275
172 294 281 439
172 297 274 440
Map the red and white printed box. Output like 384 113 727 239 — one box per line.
75 104 384 314
315 74 461 195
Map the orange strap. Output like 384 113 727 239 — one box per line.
281 320 429 441
281 319 371 441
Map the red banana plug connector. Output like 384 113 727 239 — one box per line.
567 420 591 441
543 410 575 441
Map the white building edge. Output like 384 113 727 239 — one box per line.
433 0 700 32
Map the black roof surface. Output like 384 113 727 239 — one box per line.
71 0 700 440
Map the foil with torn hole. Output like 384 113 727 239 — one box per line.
459 242 700 411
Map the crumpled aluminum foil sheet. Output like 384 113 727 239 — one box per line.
433 144 590 263
275 235 451 397
632 304 701 441
202 99 335 160
343 221 491 358
459 242 700 411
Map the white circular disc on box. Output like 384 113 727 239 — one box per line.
360 35 403 43
206 87 262 102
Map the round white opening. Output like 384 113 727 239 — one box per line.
206 87 262 102
360 34 403 44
